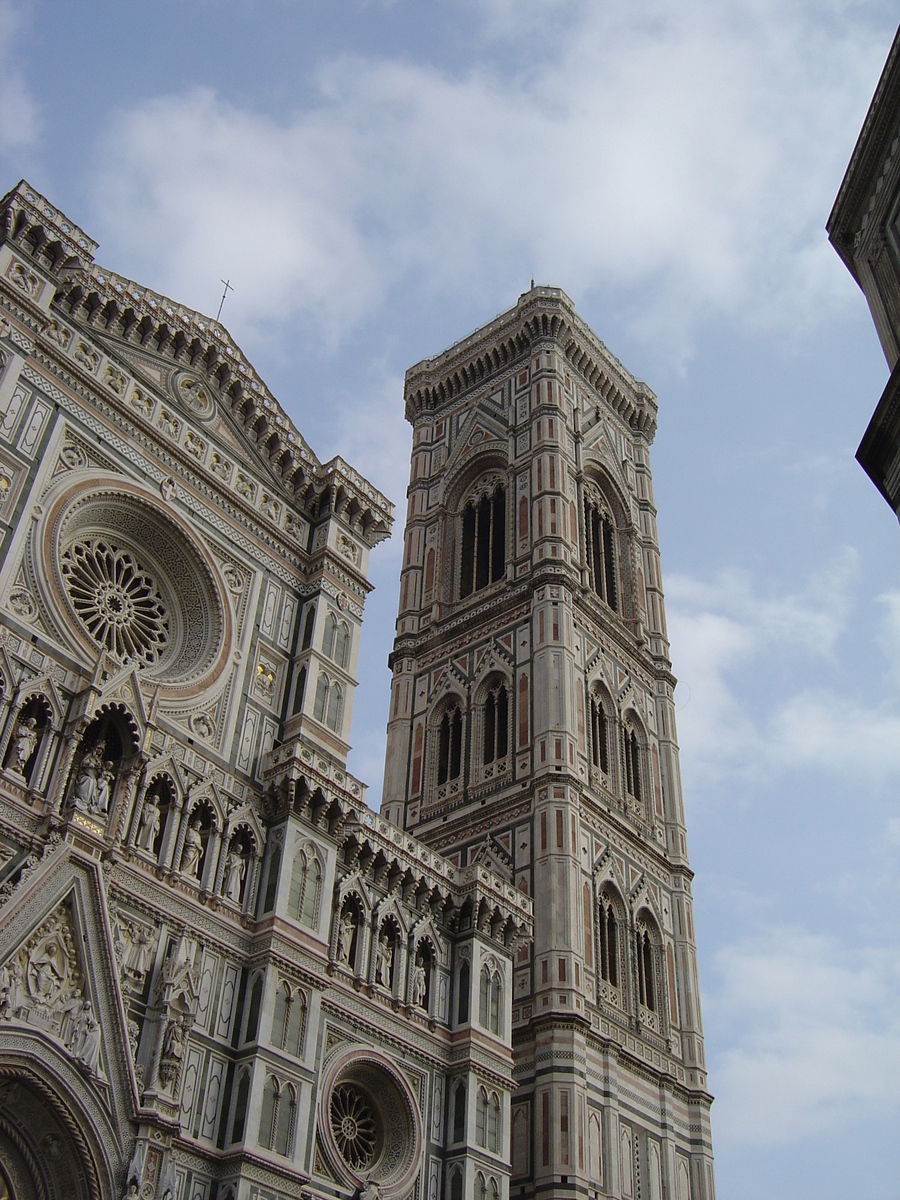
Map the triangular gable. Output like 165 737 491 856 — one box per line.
0 843 138 1137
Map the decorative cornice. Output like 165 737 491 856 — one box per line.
404 286 657 440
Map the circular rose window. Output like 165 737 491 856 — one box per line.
42 480 231 693
319 1050 422 1197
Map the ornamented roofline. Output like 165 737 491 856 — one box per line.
0 180 394 547
404 285 658 439
262 737 533 940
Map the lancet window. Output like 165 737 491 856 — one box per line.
482 683 509 766
636 918 657 1012
623 725 642 804
597 890 619 988
590 694 610 775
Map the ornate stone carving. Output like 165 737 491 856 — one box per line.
71 741 116 816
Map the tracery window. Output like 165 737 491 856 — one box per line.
583 490 618 611
460 484 506 598
437 703 463 786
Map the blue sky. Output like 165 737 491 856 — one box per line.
2 2 899 1196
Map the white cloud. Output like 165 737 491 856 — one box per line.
0 1 39 151
710 926 900 1146
88 1 894 362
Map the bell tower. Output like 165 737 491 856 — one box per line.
382 287 715 1200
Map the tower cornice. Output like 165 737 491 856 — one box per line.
404 285 658 440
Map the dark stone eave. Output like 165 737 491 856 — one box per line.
827 24 900 279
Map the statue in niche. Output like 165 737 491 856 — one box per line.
222 848 246 903
92 760 115 815
337 911 355 964
0 962 12 1017
72 741 106 812
180 816 203 879
159 1018 185 1087
124 924 155 978
412 957 428 1009
136 795 161 852
8 716 38 777
375 932 393 988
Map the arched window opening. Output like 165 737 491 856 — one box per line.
273 982 290 1049
479 966 501 1034
584 494 618 612
323 612 337 659
483 684 508 766
230 1070 251 1144
290 848 321 928
291 665 307 716
301 606 315 651
636 922 656 1012
476 1172 487 1200
598 893 619 988
476 1088 488 1147
273 1083 296 1155
460 484 506 599
437 704 463 785
244 973 264 1043
259 1075 278 1149
262 841 282 914
457 959 470 1024
450 1168 464 1200
313 674 328 722
452 1081 466 1143
590 696 609 775
314 674 343 733
624 727 642 803
323 613 350 668
488 1092 501 1153
326 682 343 732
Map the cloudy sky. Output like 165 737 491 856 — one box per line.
2 2 899 1195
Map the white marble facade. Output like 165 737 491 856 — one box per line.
0 181 530 1200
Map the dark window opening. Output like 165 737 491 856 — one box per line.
483 685 508 765
460 486 506 599
584 498 618 612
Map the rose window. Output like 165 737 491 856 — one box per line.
60 538 170 665
330 1083 379 1169
42 481 231 692
320 1053 422 1195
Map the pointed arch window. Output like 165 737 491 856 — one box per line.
483 683 509 765
488 1092 501 1153
289 849 321 928
460 484 506 599
450 1168 464 1200
452 1080 466 1143
437 704 463 785
624 726 642 803
636 921 656 1012
313 674 343 733
323 612 350 669
457 959 470 1024
598 892 619 988
584 493 618 611
590 695 609 774
479 965 502 1035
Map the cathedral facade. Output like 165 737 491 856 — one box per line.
0 178 712 1200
